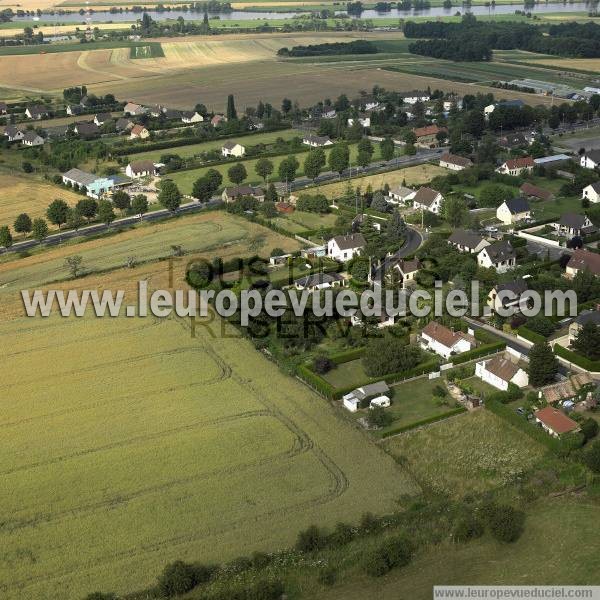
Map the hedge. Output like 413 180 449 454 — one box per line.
554 344 600 372
451 342 506 365
296 364 336 399
380 407 466 438
330 347 366 364
485 398 562 453
517 326 546 345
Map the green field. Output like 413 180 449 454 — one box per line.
129 43 165 59
169 143 384 193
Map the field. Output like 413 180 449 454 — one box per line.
309 164 447 199
0 172 82 228
384 409 547 497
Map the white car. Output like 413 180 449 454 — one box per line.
484 226 499 233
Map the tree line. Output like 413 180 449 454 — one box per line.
277 40 378 57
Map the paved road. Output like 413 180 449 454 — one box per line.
371 225 424 282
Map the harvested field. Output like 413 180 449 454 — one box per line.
0 22 133 37
532 57 600 73
0 173 81 229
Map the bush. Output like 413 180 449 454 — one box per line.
581 418 599 441
313 355 334 374
158 561 203 597
483 503 525 543
296 525 328 553
363 535 414 577
318 566 338 586
367 406 393 429
584 439 600 473
453 516 484 543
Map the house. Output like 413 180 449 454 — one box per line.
93 112 112 126
534 406 580 438
73 121 100 139
302 134 333 148
361 96 379 111
322 108 336 119
221 141 246 158
25 104 49 120
568 309 600 342
520 182 553 201
448 229 490 254
534 154 571 168
4 125 24 142
123 102 147 116
478 240 516 273
347 114 370 128
163 108 182 120
484 99 525 118
552 213 596 238
393 258 421 288
181 110 203 123
115 117 134 132
62 168 115 199
211 114 227 127
439 152 472 171
22 131 44 146
66 104 84 116
403 91 430 104
342 381 390 412
130 124 150 140
388 185 416 204
412 124 447 148
541 372 594 404
45 125 69 140
420 321 475 359
294 272 345 291
580 149 600 170
583 182 600 204
125 160 158 179
487 280 528 313
327 233 366 262
498 132 528 149
443 99 462 111
496 197 531 225
566 248 600 278
412 187 443 214
475 354 528 391
221 185 265 203
495 156 534 176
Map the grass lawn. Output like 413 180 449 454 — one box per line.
322 359 370 389
531 194 584 221
127 129 303 163
461 375 501 399
384 409 547 497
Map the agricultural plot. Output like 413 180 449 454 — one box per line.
0 288 417 599
384 410 546 497
129 43 165 59
0 173 81 229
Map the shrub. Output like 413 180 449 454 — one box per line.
584 439 600 473
313 355 334 374
367 406 393 429
158 561 198 597
483 503 525 543
363 535 414 577
453 516 484 543
318 566 338 586
295 525 328 553
329 521 355 546
250 551 271 570
581 418 599 441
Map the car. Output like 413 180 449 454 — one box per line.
516 407 525 416
484 226 499 233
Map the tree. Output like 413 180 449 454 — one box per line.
581 417 599 441
572 322 600 361
260 201 278 218
484 503 525 543
131 194 149 220
158 561 197 598
386 209 406 241
295 525 328 553
226 94 237 121
66 207 84 231
278 155 299 188
158 179 182 212
584 439 600 473
76 198 98 223
371 191 389 213
303 148 326 182
65 255 84 278
46 199 69 229
32 218 49 243
380 137 395 161
478 183 512 208
367 406 393 429
112 190 130 213
527 341 559 387
441 196 468 227
328 142 350 176
255 157 274 183
281 98 292 115
0 225 12 248
313 355 334 374
97 200 115 226
357 137 374 167
228 162 247 185
14 213 32 236
362 337 421 377
363 536 414 577
22 161 34 173
193 169 222 202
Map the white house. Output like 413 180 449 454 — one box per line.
534 406 580 438
487 280 528 314
439 152 473 171
496 197 531 225
302 134 333 147
580 150 600 170
583 182 600 203
123 102 147 116
388 185 416 204
22 131 44 146
412 187 443 214
475 354 528 391
552 213 595 238
403 91 430 104
25 104 49 120
447 230 490 254
221 141 246 157
294 272 345 292
130 124 150 139
125 159 158 178
420 321 475 359
484 99 525 119
565 249 600 278
181 110 203 123
327 233 366 262
347 115 371 128
4 125 24 142
495 156 534 176
478 240 516 273
393 258 421 288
